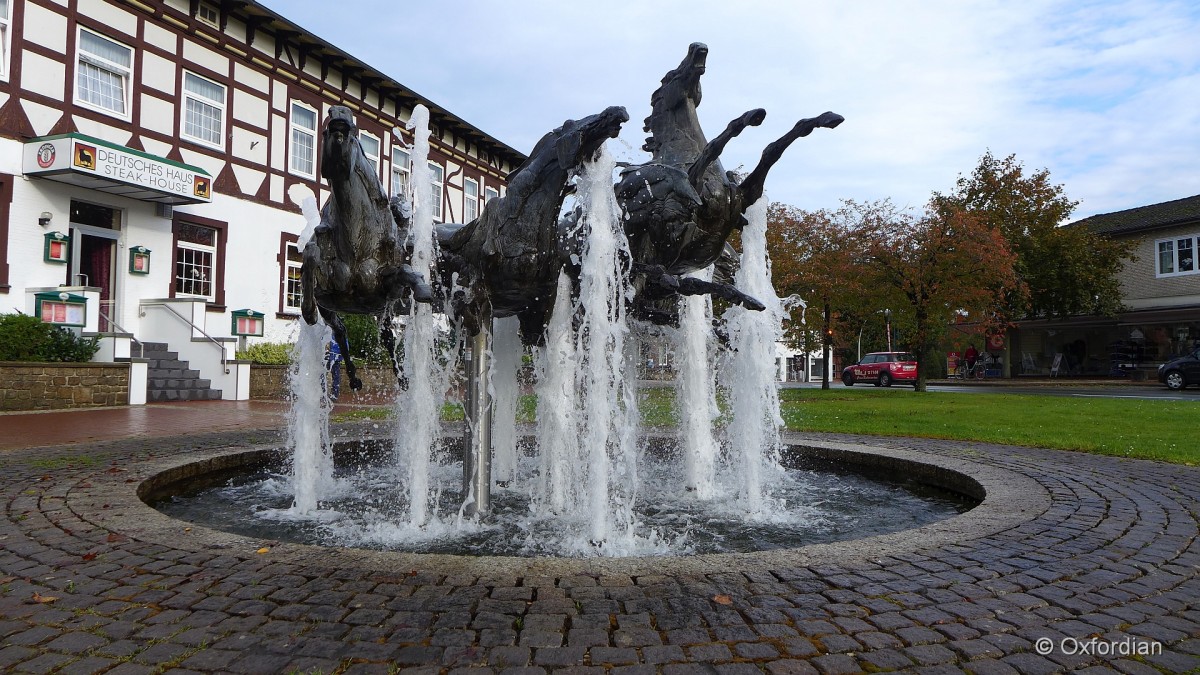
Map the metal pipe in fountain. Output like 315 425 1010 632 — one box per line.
463 319 493 517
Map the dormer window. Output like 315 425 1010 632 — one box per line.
197 2 220 28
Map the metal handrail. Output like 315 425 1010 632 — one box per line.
97 309 144 358
139 301 230 374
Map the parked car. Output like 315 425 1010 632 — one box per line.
1158 348 1200 390
841 352 919 387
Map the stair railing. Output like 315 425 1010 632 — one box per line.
98 309 144 358
138 301 230 374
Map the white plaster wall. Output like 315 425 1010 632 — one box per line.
142 20 177 53
234 62 269 95
141 51 177 95
140 95 176 137
182 39 229 77
77 0 138 38
20 51 66 102
26 4 68 54
234 89 269 129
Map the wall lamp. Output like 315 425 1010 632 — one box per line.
39 211 53 227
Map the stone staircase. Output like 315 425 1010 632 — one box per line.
140 342 223 402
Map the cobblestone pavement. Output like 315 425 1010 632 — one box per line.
1 425 1197 674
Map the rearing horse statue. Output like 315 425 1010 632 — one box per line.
301 106 432 389
618 42 843 322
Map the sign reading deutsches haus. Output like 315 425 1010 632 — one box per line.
23 134 212 204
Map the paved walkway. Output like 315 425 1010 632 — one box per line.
0 403 1197 674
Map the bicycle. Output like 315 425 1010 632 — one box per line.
954 360 986 380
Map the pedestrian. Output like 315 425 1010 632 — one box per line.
326 339 342 400
965 343 979 373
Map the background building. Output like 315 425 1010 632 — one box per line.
0 0 524 400
1009 194 1200 378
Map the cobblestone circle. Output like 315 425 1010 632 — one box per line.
1 425 1197 674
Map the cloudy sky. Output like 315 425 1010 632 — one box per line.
261 0 1199 221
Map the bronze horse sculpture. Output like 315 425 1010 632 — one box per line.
439 106 630 344
301 44 842 367
619 42 843 323
300 105 432 389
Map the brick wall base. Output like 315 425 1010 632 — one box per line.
0 362 131 411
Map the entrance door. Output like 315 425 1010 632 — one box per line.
68 201 121 332
73 234 117 331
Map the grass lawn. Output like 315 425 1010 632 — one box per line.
332 387 1197 465
776 388 1196 465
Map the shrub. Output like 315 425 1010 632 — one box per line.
342 313 394 364
0 312 100 362
237 341 293 365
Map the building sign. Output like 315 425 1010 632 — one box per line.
35 292 87 327
129 246 151 274
231 309 264 337
44 231 70 263
23 134 213 205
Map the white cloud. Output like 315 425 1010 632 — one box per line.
263 0 1200 219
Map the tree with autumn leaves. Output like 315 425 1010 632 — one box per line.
933 152 1134 320
769 199 1021 391
767 152 1133 391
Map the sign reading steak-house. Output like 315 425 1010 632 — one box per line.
23 134 213 204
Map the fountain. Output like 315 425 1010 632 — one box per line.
148 44 976 559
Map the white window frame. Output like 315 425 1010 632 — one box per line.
283 242 303 314
181 70 226 149
74 28 134 120
429 161 444 221
174 227 217 302
359 132 381 179
391 147 410 197
288 101 318 179
484 186 500 204
1156 233 1199 278
196 1 220 28
463 177 479 222
0 0 12 82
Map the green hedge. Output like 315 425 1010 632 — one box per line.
0 312 100 362
236 341 292 365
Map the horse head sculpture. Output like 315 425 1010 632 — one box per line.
301 105 432 389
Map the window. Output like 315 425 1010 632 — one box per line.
280 235 303 315
170 215 225 307
174 223 216 301
182 71 226 148
1156 234 1199 278
484 186 500 204
464 178 479 222
359 132 380 178
76 29 133 119
289 102 318 178
429 162 444 220
0 0 11 81
196 1 219 28
390 147 410 197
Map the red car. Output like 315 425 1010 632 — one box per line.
841 351 919 387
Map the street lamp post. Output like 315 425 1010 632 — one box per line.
884 309 892 352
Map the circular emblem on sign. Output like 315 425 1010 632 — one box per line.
36 143 56 169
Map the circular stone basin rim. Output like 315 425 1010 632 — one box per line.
109 434 1050 577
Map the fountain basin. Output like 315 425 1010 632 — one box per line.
143 436 983 560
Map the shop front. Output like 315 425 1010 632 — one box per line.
1010 308 1199 379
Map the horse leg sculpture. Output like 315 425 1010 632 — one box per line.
739 111 845 207
686 108 767 189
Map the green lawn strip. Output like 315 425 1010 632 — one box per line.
331 387 1194 465
779 388 1195 465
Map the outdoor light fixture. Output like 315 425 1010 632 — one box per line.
39 211 52 227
